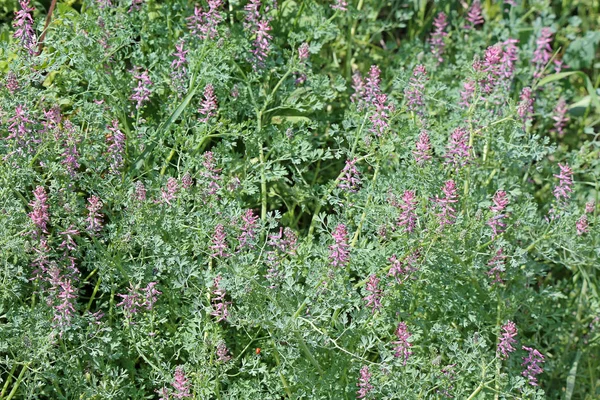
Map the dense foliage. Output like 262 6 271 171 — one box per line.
1 0 599 398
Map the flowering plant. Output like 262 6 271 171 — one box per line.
0 0 599 398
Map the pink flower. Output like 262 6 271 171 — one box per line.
116 283 142 316
238 209 259 250
479 45 503 95
499 39 519 82
532 28 554 78
392 322 413 365
517 87 534 123
364 65 382 104
369 93 393 137
129 0 144 12
210 224 229 258
13 0 36 55
58 226 79 252
396 190 418 233
199 84 218 122
134 181 147 202
140 282 161 310
445 127 471 168
171 40 189 96
29 186 49 236
329 224 350 268
430 12 448 64
181 172 193 189
161 177 179 205
497 321 518 359
465 0 484 29
576 214 589 236
553 163 573 203
61 121 80 178
404 65 427 116
435 180 459 228
251 19 273 69
552 98 569 137
331 0 348 11
351 71 365 104
187 1 224 40
171 40 188 70
413 131 432 165
86 196 103 233
216 341 232 362
211 275 231 322
298 42 310 62
459 79 476 108
356 365 373 399
364 274 382 312
53 277 77 333
585 201 595 214
172 366 191 399
5 72 19 94
338 159 361 192
387 252 419 284
487 248 506 284
7 104 35 150
201 152 222 195
522 346 545 386
130 69 152 110
487 190 509 238
106 120 126 173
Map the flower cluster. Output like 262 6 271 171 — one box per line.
392 322 413 365
329 224 350 268
434 180 459 228
211 275 231 322
187 1 224 40
430 12 448 64
497 321 518 359
522 346 545 386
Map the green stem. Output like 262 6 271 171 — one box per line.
0 365 16 398
85 277 102 313
5 363 30 400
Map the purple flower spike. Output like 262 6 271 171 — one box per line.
364 65 382 104
413 131 432 165
435 180 459 228
521 346 545 386
238 209 259 250
13 0 37 55
86 196 104 233
553 163 573 203
338 159 361 192
430 12 448 64
161 177 179 205
187 1 224 40
172 366 191 399
487 190 509 238
532 28 554 78
356 365 373 399
392 322 413 365
364 274 383 312
211 275 231 322
298 42 310 62
199 84 218 123
396 190 418 233
576 214 589 236
29 186 49 236
106 120 126 174
404 65 427 116
445 127 471 168
497 321 518 359
351 71 365 104
552 98 569 137
210 224 229 258
331 0 347 11
517 87 534 123
329 224 350 268
487 248 506 284
130 69 152 110
217 341 232 362
465 0 484 29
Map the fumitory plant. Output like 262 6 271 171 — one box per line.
0 0 599 399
